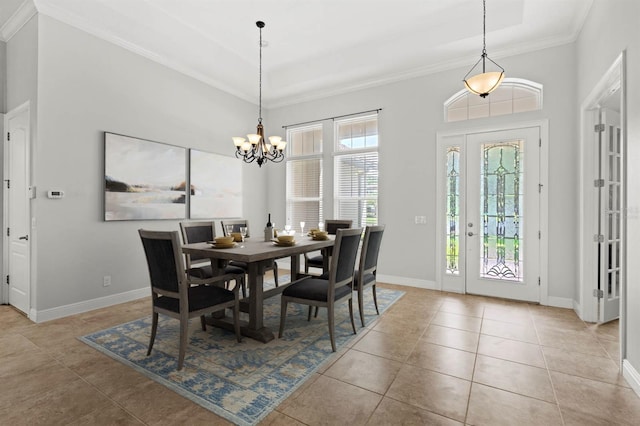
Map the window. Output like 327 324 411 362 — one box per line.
286 125 323 232
444 78 543 122
334 115 379 227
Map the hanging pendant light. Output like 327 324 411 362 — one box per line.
232 21 286 167
463 0 505 97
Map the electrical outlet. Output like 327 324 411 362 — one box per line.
103 275 111 287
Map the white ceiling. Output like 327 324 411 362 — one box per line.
2 0 593 107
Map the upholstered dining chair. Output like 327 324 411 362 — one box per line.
179 221 246 297
279 227 362 352
221 219 279 287
354 225 385 327
138 229 241 370
304 219 353 274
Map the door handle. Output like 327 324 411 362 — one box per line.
18 235 28 241
467 232 475 237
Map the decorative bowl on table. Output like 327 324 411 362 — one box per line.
274 234 296 246
214 236 234 245
312 231 328 241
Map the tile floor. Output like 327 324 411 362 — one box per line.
1 279 638 425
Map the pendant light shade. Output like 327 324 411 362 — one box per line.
463 0 505 97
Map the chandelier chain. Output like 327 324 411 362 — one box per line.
258 24 263 124
482 0 487 56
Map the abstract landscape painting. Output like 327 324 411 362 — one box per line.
104 133 187 221
190 149 242 218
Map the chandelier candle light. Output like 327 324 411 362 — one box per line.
233 21 286 167
463 0 505 97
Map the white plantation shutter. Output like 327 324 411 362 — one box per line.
334 115 379 227
286 125 323 231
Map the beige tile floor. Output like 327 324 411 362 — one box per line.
1 279 638 425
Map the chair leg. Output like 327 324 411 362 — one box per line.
328 304 336 352
314 306 319 318
200 315 207 331
178 314 189 370
273 263 279 287
240 275 247 298
358 290 366 327
348 299 357 335
279 300 288 338
233 299 242 343
147 312 159 356
307 306 313 321
372 284 380 315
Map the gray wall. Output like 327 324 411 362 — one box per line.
1 39 6 113
575 0 640 376
268 43 577 301
32 15 267 311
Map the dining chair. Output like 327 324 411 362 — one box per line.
221 219 280 287
279 227 362 352
179 221 246 297
354 225 385 327
304 219 353 274
138 229 241 370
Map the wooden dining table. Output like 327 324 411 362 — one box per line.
182 236 335 343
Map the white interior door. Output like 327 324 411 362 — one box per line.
5 107 31 315
597 108 622 323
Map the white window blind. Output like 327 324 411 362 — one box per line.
334 115 379 227
286 125 323 232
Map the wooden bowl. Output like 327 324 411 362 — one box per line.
214 236 234 244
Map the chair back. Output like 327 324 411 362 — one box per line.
329 228 363 291
179 221 215 263
139 229 185 296
360 225 385 275
325 219 352 235
221 219 250 237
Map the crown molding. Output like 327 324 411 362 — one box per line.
0 0 37 42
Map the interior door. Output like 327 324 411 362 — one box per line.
597 108 622 323
465 127 540 302
5 107 31 315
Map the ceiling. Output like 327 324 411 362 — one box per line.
2 0 593 107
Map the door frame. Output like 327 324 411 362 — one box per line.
578 52 626 326
435 119 549 304
2 101 32 313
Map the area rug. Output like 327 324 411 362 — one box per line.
80 277 404 426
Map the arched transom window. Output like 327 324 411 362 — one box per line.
444 78 543 122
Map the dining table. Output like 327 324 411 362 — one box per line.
182 235 335 343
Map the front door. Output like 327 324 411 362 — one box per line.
4 105 31 315
438 126 541 302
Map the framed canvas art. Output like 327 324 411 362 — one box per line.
104 133 187 221
190 149 242 218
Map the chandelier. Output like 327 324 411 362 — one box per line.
233 21 286 167
463 0 505 97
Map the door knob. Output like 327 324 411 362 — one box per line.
467 232 475 237
18 235 28 241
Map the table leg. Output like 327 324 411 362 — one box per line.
290 253 301 280
210 260 275 343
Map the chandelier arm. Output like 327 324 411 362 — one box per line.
463 55 485 80
484 54 505 72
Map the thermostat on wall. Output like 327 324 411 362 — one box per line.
47 190 65 199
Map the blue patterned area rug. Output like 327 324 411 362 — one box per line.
80 277 404 426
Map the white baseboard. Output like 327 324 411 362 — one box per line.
31 287 150 323
573 299 584 320
623 359 640 398
545 296 574 309
376 274 438 290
